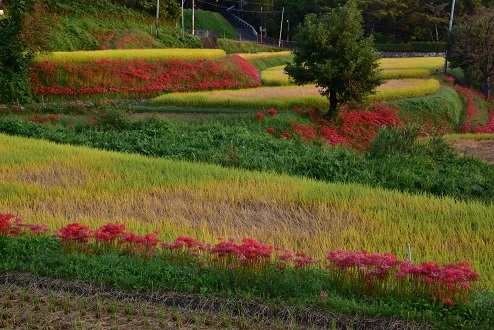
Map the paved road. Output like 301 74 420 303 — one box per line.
220 10 258 42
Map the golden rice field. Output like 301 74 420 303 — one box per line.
151 78 441 108
237 51 293 61
34 49 227 63
1 134 493 288
261 57 444 86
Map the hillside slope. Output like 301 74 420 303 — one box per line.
31 0 235 51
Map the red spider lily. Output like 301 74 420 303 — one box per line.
0 213 23 236
30 56 261 101
291 121 318 141
1 213 50 236
474 110 494 133
54 223 92 243
119 230 160 257
266 127 275 135
279 130 291 139
48 114 58 123
13 105 21 112
293 252 319 269
22 223 50 236
267 108 277 116
256 112 265 120
267 103 402 150
396 261 479 305
93 223 126 242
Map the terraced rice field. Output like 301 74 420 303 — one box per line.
1 134 493 288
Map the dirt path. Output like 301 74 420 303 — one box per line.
450 139 494 164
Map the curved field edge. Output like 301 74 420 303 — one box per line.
35 49 227 63
0 134 493 289
151 79 441 109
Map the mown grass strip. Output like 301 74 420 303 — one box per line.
1 134 493 289
442 133 494 140
35 49 227 63
152 79 441 109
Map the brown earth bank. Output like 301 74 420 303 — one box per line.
0 273 433 330
450 140 494 164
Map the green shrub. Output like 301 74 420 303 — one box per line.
369 125 421 157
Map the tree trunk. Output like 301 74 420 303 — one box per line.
326 91 339 119
482 76 491 99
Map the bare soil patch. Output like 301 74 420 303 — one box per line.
450 139 494 164
0 273 432 330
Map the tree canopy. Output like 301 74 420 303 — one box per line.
449 7 494 98
284 0 382 118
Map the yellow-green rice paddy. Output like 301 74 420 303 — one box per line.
1 134 493 288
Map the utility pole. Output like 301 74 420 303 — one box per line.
260 6 263 43
192 0 195 35
286 19 289 43
155 0 160 37
278 7 284 47
444 0 456 73
181 0 185 38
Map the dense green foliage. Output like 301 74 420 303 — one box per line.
449 7 494 98
0 0 36 103
285 1 382 118
227 0 492 43
1 236 493 330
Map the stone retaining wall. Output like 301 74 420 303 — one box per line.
378 52 445 58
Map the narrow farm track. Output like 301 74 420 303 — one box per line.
0 273 433 330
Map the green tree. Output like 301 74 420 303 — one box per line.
285 0 382 118
0 0 36 103
449 7 494 98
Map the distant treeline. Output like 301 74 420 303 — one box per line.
199 0 493 43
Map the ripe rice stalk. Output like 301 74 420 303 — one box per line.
1 134 493 288
237 51 293 61
35 49 227 64
379 57 444 72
